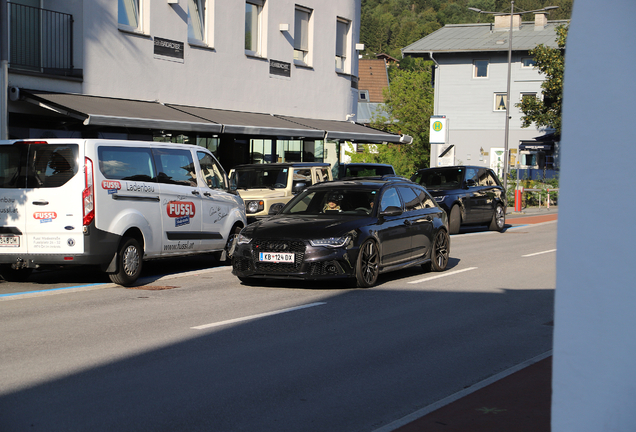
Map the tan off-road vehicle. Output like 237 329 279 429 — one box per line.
229 163 332 221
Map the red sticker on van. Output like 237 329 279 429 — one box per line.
167 202 196 218
34 212 57 220
102 180 122 190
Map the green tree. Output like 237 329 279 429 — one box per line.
516 24 567 134
348 59 434 176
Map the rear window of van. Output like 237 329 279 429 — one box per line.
0 143 79 188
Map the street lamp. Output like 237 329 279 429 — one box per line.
468 2 558 192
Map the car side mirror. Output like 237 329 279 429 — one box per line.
379 206 403 217
292 182 306 194
268 202 285 215
465 179 476 188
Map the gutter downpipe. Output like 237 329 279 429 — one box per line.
428 52 440 114
1 0 9 139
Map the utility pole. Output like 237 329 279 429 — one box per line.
1 0 9 139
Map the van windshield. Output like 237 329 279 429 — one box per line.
0 143 79 189
232 167 289 190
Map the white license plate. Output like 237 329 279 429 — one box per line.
0 235 19 247
259 252 295 263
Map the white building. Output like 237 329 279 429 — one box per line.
402 13 566 180
2 0 408 171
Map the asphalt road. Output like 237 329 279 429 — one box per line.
0 216 556 432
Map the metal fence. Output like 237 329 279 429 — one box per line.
8 2 74 74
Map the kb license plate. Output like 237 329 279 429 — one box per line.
259 252 295 263
0 235 19 247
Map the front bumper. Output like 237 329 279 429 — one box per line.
232 240 356 280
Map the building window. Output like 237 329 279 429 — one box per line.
188 0 207 44
294 6 311 65
521 57 536 68
245 0 264 56
335 18 350 73
494 93 507 111
520 92 538 105
118 0 140 32
473 59 488 78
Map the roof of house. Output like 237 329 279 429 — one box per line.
357 59 389 104
402 19 569 55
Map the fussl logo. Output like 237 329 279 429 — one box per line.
167 202 196 218
34 212 57 220
102 180 122 190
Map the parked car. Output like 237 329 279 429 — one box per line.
232 178 450 288
0 139 247 285
229 162 332 222
410 165 506 234
338 163 396 179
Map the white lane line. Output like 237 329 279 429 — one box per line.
372 350 553 432
408 267 477 284
522 249 556 257
191 301 327 330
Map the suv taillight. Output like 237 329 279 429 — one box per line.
83 157 95 226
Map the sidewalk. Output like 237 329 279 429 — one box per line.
380 208 557 432
390 355 552 432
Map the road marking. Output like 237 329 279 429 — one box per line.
408 267 477 284
522 249 556 257
191 301 327 330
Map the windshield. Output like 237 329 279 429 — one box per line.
0 143 79 189
412 168 463 190
283 188 378 216
232 167 289 189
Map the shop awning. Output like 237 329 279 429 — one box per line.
18 90 411 144
21 91 223 133
168 105 324 139
278 115 413 144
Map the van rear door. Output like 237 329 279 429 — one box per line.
0 141 84 257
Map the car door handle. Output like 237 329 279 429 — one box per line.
191 190 200 196
426 215 432 221
32 200 49 205
203 192 211 197
404 220 412 226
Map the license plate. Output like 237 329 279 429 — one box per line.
0 235 19 247
259 252 295 263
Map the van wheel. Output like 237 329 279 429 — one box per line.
0 265 33 282
109 237 143 286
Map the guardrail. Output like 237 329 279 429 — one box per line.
514 187 559 211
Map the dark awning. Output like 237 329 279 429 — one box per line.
21 91 223 132
18 90 411 144
168 105 324 138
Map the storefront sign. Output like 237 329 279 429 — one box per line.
154 37 184 60
519 143 554 151
270 60 291 78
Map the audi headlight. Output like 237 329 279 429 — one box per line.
246 200 264 214
237 233 252 245
309 236 349 248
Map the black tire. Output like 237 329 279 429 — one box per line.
489 203 506 232
0 265 33 282
108 237 143 286
449 205 461 234
355 239 379 288
216 224 242 265
430 230 450 272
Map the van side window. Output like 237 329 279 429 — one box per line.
197 151 227 190
98 146 156 182
153 148 197 187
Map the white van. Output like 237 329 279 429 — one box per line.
0 139 247 285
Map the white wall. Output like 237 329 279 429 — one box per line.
552 1 636 430
9 0 360 122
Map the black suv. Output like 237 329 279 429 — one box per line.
410 166 506 234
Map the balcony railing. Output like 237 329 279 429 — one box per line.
8 2 80 77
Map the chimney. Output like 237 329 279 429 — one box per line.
534 12 548 29
494 14 521 30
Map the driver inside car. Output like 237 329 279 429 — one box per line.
323 193 343 212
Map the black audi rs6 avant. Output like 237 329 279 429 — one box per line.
232 178 450 288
